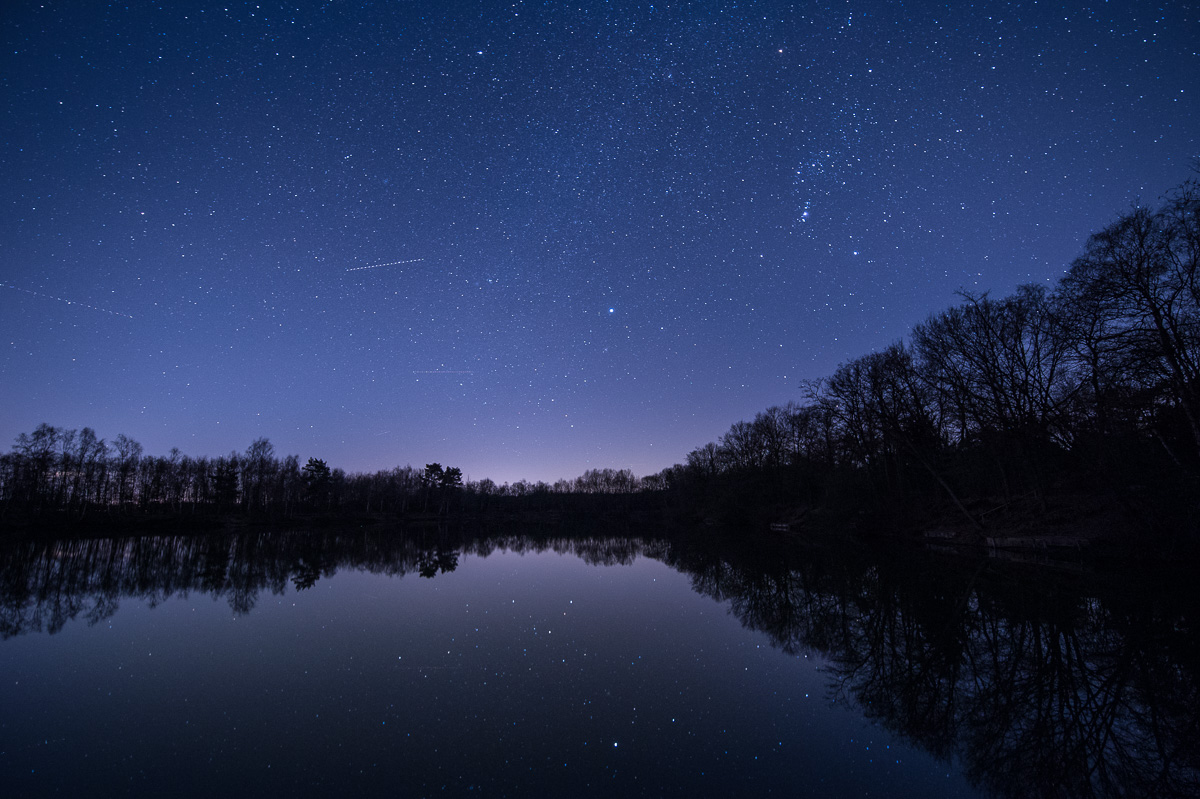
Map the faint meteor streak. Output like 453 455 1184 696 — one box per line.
346 258 425 272
3 283 134 319
413 370 474 374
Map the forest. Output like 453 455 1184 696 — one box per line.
651 175 1200 549
2 177 1198 553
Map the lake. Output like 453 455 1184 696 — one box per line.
1 526 1196 797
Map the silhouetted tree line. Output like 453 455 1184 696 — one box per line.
0 423 654 526
5 177 1198 545
650 176 1200 544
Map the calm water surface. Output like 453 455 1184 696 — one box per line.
1 529 1195 797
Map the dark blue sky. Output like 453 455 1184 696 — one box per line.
2 1 1197 484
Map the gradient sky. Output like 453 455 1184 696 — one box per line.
2 1 1197 485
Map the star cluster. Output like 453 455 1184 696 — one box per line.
2 1 1197 482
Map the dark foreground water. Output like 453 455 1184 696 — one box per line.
1 527 1196 798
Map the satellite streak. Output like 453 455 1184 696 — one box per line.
3 283 134 319
346 258 425 272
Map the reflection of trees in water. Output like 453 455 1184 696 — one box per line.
956 591 1200 799
417 547 458 578
665 538 1200 799
463 530 655 567
0 528 668 637
0 528 1196 797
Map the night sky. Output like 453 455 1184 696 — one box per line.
2 1 1197 485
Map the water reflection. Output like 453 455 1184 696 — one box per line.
0 528 657 632
661 536 1200 799
1 527 1196 798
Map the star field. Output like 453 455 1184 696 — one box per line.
2 1 1197 483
